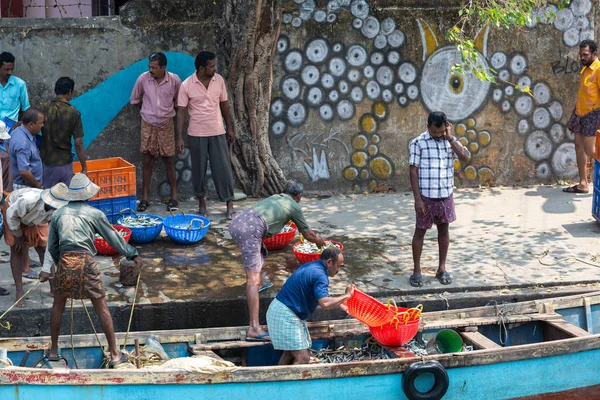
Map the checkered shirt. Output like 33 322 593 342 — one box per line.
409 130 466 199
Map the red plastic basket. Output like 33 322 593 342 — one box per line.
369 318 420 347
346 289 397 327
292 240 344 264
263 222 297 251
94 225 132 256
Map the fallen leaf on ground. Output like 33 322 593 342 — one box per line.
153 258 163 263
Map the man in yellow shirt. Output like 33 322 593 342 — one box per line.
564 40 600 194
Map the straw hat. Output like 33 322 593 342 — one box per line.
63 173 100 201
0 121 11 140
40 183 69 209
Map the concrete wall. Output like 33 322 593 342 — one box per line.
0 15 217 200
0 0 597 198
270 0 598 192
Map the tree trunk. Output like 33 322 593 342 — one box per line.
218 0 286 197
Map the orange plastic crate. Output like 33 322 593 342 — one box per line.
73 157 136 201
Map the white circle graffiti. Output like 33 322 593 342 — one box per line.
552 142 578 179
350 0 369 19
284 50 303 72
328 89 339 102
321 73 335 89
271 98 284 117
381 17 396 35
536 162 550 179
287 103 307 126
376 66 394 86
517 75 532 89
319 104 334 120
366 81 381 99
407 85 419 100
533 107 551 129
282 77 301 100
348 69 361 82
361 16 380 38
570 0 592 17
313 10 326 22
277 36 289 53
306 39 329 64
374 34 388 49
364 65 374 78
554 8 574 31
387 51 401 65
510 54 528 76
351 86 363 102
550 123 565 143
533 83 551 105
337 100 355 120
347 45 368 66
307 87 324 107
353 18 363 29
382 89 393 103
370 52 384 65
398 62 417 83
518 119 530 135
394 83 404 94
301 65 320 86
490 52 507 69
526 131 553 161
387 30 405 48
420 47 491 121
563 28 581 47
338 80 350 94
548 101 564 121
515 95 533 116
271 121 286 136
329 57 346 77
492 89 503 103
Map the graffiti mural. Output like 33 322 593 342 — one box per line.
271 0 589 190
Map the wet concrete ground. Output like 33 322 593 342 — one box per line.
1 185 600 336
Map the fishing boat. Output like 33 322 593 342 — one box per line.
1 291 600 399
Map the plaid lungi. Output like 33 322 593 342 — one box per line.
567 107 600 137
140 118 176 157
266 298 312 351
416 194 456 230
55 251 105 300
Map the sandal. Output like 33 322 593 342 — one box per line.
23 271 39 280
0 287 9 296
167 198 178 211
562 185 589 194
409 274 423 287
108 352 129 369
436 270 453 285
225 210 236 220
137 200 150 212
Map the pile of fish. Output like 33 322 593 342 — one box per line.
295 240 340 254
310 342 391 363
94 230 129 240
120 215 162 228
280 224 295 233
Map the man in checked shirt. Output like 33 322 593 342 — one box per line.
408 111 470 287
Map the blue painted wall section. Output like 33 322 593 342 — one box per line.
71 52 196 149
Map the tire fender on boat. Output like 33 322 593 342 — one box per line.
402 360 449 400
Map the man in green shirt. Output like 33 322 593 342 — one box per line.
230 180 325 341
39 173 144 368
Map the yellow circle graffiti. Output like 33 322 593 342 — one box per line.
360 114 377 134
371 134 380 144
367 144 379 156
373 102 387 119
369 180 378 192
479 130 491 146
467 118 476 128
369 156 393 180
469 142 479 153
478 167 495 184
352 134 368 150
343 166 359 181
455 124 467 136
359 169 370 180
351 151 368 168
464 165 477 181
454 159 461 171
467 129 477 142
459 137 469 147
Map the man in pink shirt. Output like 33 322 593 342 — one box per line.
130 52 182 211
176 51 236 219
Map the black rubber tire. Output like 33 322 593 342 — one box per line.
402 360 450 400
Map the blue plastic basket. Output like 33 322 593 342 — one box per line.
89 196 137 224
594 160 600 189
163 214 210 245
117 214 164 244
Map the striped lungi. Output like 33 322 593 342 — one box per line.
266 298 312 351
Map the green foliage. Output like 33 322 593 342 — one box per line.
448 0 571 93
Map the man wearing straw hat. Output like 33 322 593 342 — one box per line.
39 173 144 368
1 183 69 305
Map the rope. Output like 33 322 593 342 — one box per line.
69 299 79 369
81 299 110 367
121 271 142 352
0 281 41 330
538 250 600 268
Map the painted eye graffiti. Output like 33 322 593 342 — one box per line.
449 74 464 94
